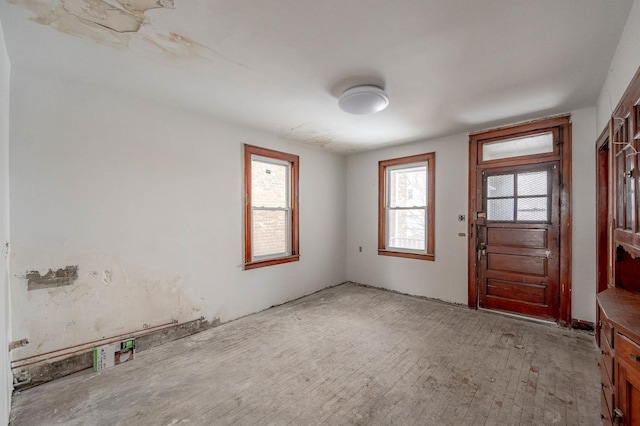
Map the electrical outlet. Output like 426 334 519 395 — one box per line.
458 215 466 222
359 246 362 252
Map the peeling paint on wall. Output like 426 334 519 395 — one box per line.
26 265 79 290
7 0 214 61
8 338 29 351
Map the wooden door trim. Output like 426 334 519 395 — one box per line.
596 126 610 293
468 115 572 325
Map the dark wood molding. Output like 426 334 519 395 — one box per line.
243 255 300 271
559 122 572 326
243 144 300 270
470 115 571 138
378 152 435 261
611 66 640 122
467 137 478 307
477 127 562 166
378 250 434 261
596 128 611 293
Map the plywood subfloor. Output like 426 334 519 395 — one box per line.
10 283 600 425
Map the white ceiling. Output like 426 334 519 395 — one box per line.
0 0 634 153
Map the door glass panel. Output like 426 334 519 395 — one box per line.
517 197 548 221
482 132 554 161
487 199 514 221
487 175 514 197
486 169 550 223
518 171 547 196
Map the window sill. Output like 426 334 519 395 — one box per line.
244 255 300 270
378 249 434 261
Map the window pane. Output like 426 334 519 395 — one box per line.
388 209 426 250
483 132 554 161
251 159 288 208
518 171 547 196
487 198 514 221
517 197 548 221
626 153 635 230
617 151 625 227
252 210 288 258
487 174 514 197
389 165 427 207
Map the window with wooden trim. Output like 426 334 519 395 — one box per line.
378 153 435 261
244 144 299 270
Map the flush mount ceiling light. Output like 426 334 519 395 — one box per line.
338 85 389 115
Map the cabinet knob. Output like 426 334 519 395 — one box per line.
630 353 640 362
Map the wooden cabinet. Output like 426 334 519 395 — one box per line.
597 67 640 426
616 333 640 425
609 68 640 290
597 288 640 425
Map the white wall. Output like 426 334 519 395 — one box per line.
596 0 640 130
0 17 11 426
346 108 599 322
8 68 347 361
571 107 598 322
346 133 469 304
7 0 638 370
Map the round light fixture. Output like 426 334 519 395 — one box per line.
338 85 389 115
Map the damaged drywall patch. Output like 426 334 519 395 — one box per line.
9 338 30 351
11 316 219 389
26 265 79 290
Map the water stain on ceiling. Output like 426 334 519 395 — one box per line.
7 0 212 61
288 123 336 149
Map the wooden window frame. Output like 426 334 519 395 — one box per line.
244 144 299 270
378 152 435 261
478 128 561 165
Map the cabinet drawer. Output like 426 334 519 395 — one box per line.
601 318 614 349
615 332 640 368
600 331 614 384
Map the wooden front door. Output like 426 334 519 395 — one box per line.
476 162 560 319
468 116 572 323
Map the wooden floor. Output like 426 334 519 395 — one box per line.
10 283 600 425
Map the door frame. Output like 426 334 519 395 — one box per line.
596 127 610 293
467 115 572 325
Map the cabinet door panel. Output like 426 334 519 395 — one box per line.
616 333 640 425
